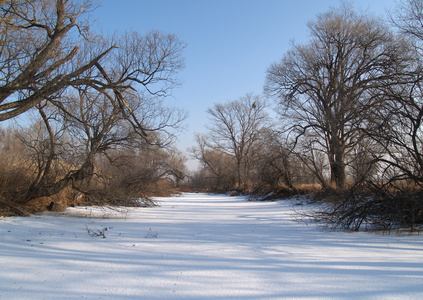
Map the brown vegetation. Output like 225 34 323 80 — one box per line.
0 126 186 217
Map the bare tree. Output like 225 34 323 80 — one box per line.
367 0 423 185
0 0 117 120
265 4 413 189
204 94 269 189
0 1 186 128
19 103 68 195
257 130 304 191
309 0 423 233
295 134 331 190
0 1 187 205
190 133 237 192
304 1 423 232
20 51 187 203
162 147 188 188
390 0 423 53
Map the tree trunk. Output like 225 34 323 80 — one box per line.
22 157 95 203
236 158 242 189
330 140 346 189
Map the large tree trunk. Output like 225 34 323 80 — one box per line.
330 138 346 189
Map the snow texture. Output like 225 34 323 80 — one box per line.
1 193 422 299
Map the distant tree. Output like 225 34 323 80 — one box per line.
203 94 270 189
158 147 188 188
190 134 237 192
255 130 301 191
265 4 413 189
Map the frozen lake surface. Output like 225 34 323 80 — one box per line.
1 193 422 299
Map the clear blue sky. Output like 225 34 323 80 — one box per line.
93 0 398 168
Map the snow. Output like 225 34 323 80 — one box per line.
1 193 422 299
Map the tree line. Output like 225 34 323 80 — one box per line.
1 0 423 232
190 1 423 232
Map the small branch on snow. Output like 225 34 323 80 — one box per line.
144 228 158 238
85 225 111 238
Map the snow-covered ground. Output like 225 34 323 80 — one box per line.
1 193 422 299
